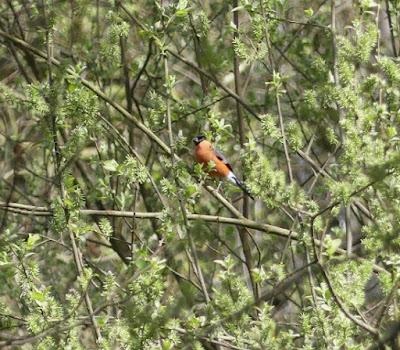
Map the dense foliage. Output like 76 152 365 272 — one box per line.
1 0 400 349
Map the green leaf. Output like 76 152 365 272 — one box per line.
177 0 188 10
26 234 41 250
304 8 314 17
326 238 342 256
103 159 119 172
31 290 45 302
99 218 113 238
135 258 149 270
175 9 188 17
185 184 197 197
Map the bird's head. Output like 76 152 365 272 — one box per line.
192 135 206 145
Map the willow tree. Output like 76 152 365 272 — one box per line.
0 0 399 349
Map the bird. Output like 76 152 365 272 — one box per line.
192 135 254 200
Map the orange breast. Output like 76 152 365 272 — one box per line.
195 142 230 178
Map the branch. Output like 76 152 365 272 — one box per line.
318 262 378 335
164 51 210 303
233 0 258 300
40 5 101 339
368 320 400 350
0 201 388 274
297 149 374 221
0 29 255 229
0 321 91 347
385 0 397 57
0 29 171 156
169 326 250 350
166 49 260 120
268 14 328 29
199 260 317 335
310 200 379 336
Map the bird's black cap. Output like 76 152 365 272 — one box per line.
192 135 206 145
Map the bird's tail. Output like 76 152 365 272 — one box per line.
233 177 254 200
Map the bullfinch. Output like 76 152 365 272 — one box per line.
193 135 254 200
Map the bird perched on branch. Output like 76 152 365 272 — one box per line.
193 135 254 200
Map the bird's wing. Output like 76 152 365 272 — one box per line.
214 148 233 171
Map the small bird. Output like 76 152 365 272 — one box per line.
193 135 254 199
